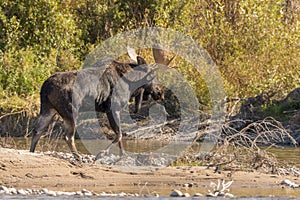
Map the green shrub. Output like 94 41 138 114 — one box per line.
0 0 300 117
0 48 53 96
166 0 300 99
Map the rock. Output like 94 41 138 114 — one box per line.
0 184 139 198
64 191 76 196
17 189 27 195
281 179 300 188
119 192 127 197
26 189 33 194
81 188 89 193
8 188 17 195
99 192 107 196
0 186 9 193
183 192 190 197
82 188 93 196
32 189 38 194
76 191 84 196
84 192 93 197
92 192 99 196
36 189 44 195
170 189 183 197
56 191 64 196
46 190 57 196
153 193 159 197
193 193 203 197
57 191 76 196
206 192 217 197
281 88 300 105
41 188 48 194
224 192 235 198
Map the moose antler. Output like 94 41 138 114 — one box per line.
152 48 175 66
127 46 139 63
127 46 175 67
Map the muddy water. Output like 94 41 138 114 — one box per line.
11 137 171 154
268 147 300 168
11 138 300 165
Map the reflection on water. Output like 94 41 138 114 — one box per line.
11 137 172 155
268 147 300 168
9 137 300 167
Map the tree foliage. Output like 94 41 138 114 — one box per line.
0 0 299 113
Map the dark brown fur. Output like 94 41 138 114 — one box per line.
131 79 164 113
30 57 160 159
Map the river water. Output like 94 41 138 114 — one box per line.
10 137 300 166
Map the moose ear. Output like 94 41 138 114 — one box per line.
137 56 147 65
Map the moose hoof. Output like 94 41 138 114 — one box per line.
73 152 80 157
95 150 109 160
119 150 127 157
72 153 82 161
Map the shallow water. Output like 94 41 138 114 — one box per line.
10 137 300 166
267 147 300 168
11 137 172 155
0 195 298 200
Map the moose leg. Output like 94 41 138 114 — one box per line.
107 110 125 155
30 110 56 152
96 110 124 159
63 119 80 160
134 88 145 113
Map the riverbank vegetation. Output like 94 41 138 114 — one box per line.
0 0 299 136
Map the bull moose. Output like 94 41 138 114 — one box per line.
29 52 164 160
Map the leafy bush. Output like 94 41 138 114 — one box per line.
0 0 299 116
168 0 300 99
0 0 83 113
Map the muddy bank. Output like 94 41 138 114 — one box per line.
227 88 300 143
0 147 300 198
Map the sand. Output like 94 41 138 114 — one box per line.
0 147 299 197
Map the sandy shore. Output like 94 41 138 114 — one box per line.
0 147 299 197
